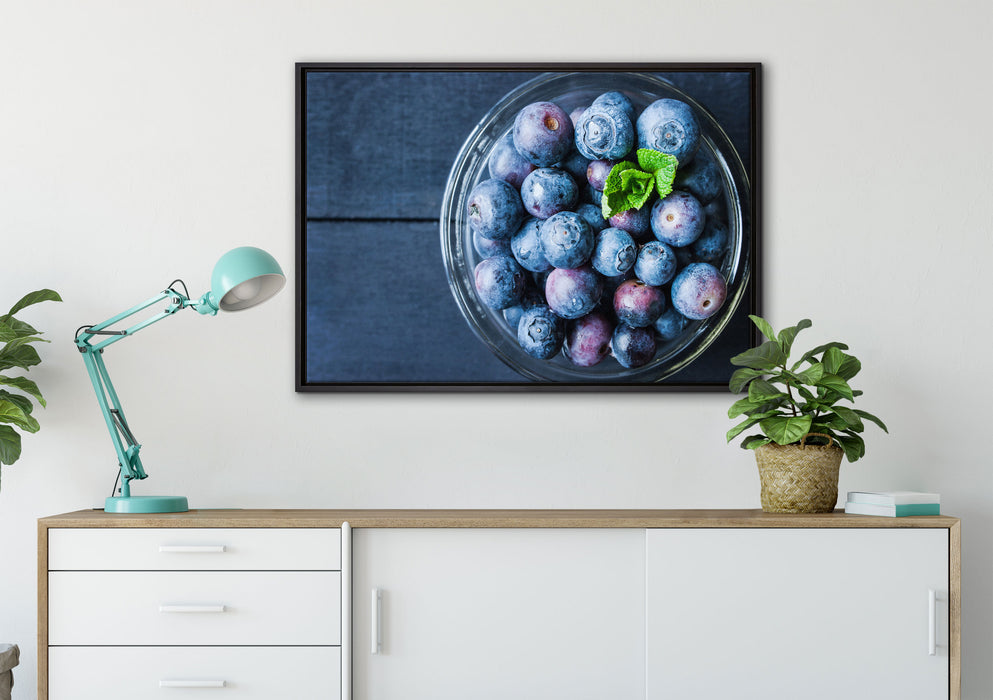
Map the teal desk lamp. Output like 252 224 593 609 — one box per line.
74 246 285 514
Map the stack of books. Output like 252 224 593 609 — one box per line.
845 491 940 517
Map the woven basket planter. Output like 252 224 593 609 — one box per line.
754 435 844 513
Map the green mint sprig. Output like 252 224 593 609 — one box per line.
600 149 679 219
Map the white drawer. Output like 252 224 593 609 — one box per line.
48 646 340 699
48 527 340 570
49 571 341 645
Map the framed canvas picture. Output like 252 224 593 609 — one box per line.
296 62 761 391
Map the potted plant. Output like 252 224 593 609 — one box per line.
0 289 61 490
726 315 887 513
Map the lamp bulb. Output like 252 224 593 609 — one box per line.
228 277 262 303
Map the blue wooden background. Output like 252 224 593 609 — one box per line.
299 67 755 387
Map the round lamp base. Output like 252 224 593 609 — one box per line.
105 495 189 514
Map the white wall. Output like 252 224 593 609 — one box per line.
1 0 990 696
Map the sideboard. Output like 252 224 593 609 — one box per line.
38 509 961 699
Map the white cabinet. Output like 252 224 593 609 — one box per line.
351 528 647 700
645 528 950 699
42 525 343 700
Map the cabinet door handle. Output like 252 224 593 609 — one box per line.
371 587 382 655
159 680 226 688
159 604 227 613
928 588 937 656
159 545 227 553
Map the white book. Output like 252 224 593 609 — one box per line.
846 490 940 506
845 501 940 517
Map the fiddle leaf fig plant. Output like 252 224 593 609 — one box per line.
0 289 61 487
726 315 888 463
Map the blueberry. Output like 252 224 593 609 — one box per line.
575 103 635 161
591 227 637 277
613 279 665 328
691 218 728 263
592 91 636 121
473 254 526 310
538 211 595 269
487 131 537 190
586 159 615 192
544 265 603 320
634 240 678 286
637 98 701 166
514 101 574 167
583 184 603 206
520 168 578 219
502 286 545 328
654 307 691 341
568 106 588 129
510 217 552 273
467 178 525 240
564 311 614 367
575 203 608 233
611 323 657 369
670 262 727 320
473 230 512 259
674 148 722 203
650 190 706 247
609 206 652 240
556 149 591 184
517 304 565 359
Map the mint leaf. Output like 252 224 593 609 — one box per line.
635 149 678 201
601 160 654 218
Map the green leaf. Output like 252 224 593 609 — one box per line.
728 367 766 393
821 346 846 375
619 168 655 210
835 353 862 381
727 395 769 419
831 405 864 430
0 375 45 407
637 148 676 174
0 391 33 416
835 433 866 462
777 319 812 356
600 160 638 218
795 362 825 386
748 378 784 403
797 341 849 367
727 412 779 442
740 434 772 450
816 373 854 401
0 398 40 433
4 289 62 319
759 414 813 445
730 340 788 370
0 344 41 372
854 409 888 433
0 424 21 465
0 317 38 342
748 315 778 343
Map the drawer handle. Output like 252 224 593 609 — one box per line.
928 588 937 656
159 604 227 614
371 587 382 655
160 680 226 688
159 545 227 553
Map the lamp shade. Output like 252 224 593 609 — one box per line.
210 246 286 311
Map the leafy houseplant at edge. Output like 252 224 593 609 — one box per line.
0 289 61 490
727 315 888 513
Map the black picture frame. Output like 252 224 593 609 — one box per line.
296 62 761 392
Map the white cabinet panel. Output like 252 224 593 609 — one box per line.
49 527 341 570
49 571 341 645
49 646 341 700
646 528 949 700
352 528 645 700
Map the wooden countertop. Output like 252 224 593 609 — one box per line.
38 508 960 529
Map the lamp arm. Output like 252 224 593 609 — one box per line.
74 286 211 492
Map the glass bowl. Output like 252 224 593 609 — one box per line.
440 72 751 384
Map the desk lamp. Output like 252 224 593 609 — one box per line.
74 246 285 513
